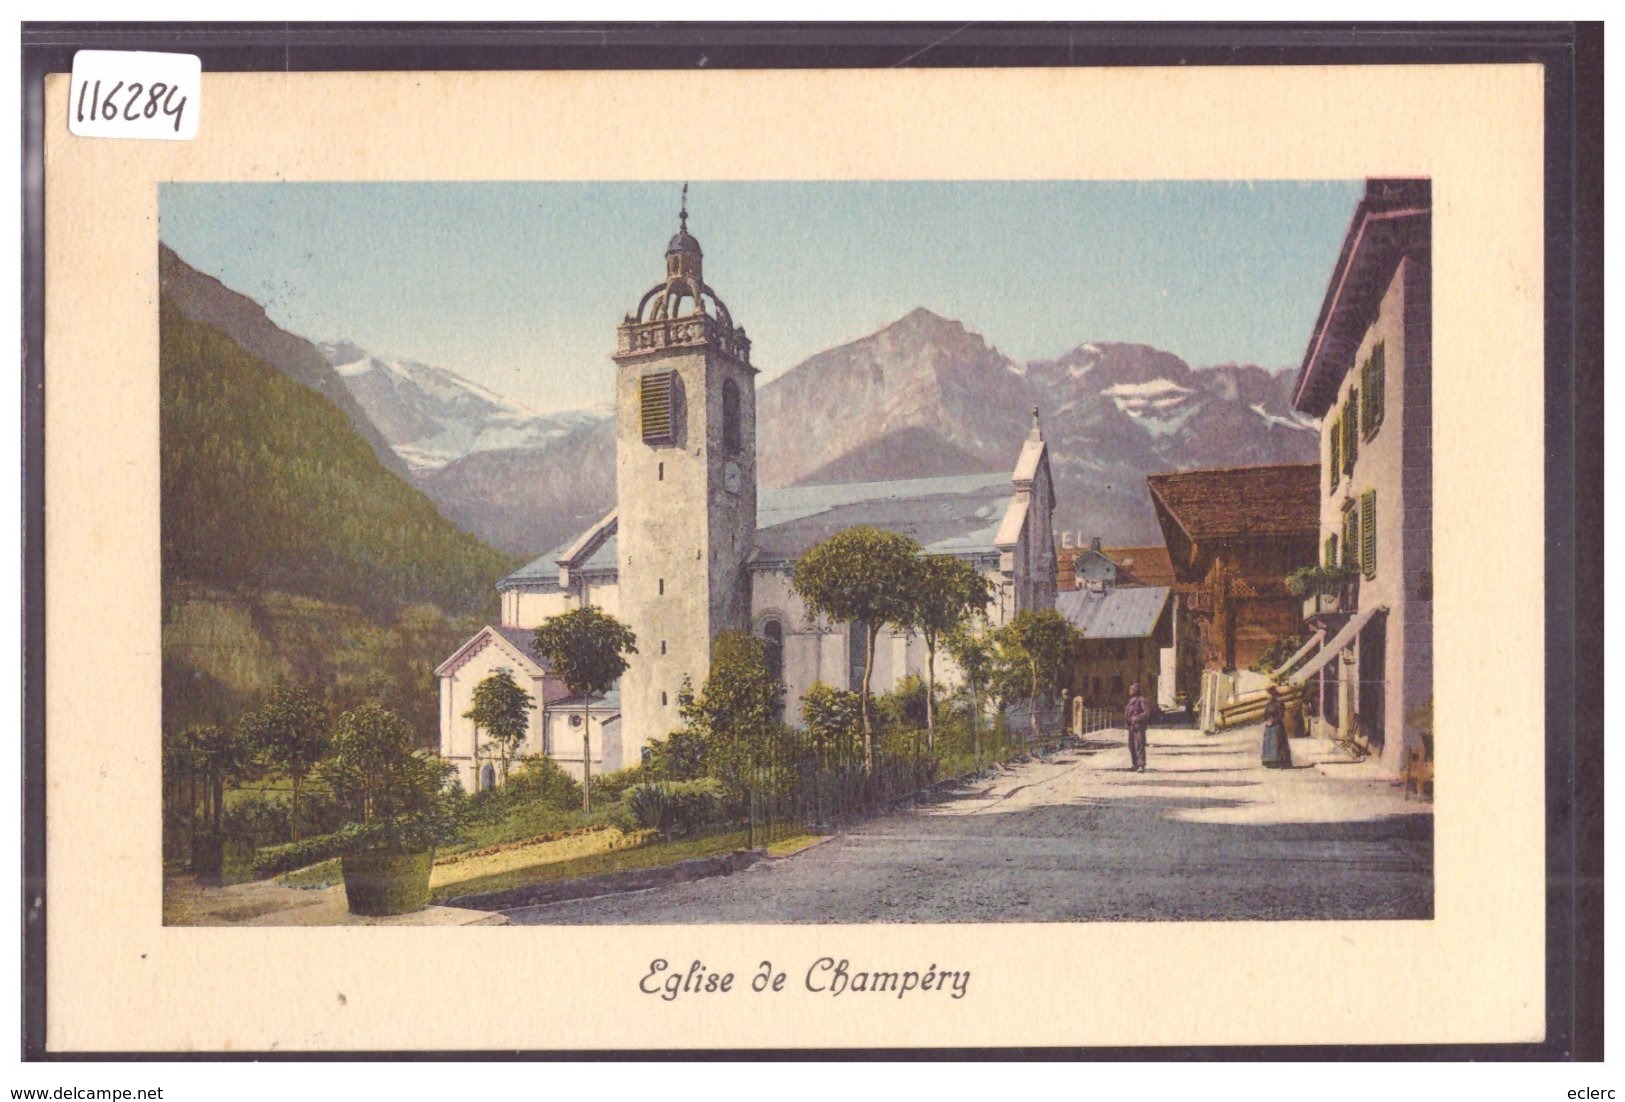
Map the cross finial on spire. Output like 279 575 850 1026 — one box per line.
680 182 689 230
1030 405 1043 441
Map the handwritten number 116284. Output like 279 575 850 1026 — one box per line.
75 79 188 133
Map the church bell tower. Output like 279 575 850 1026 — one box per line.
612 190 758 751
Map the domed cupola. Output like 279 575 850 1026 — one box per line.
666 212 703 282
617 184 751 367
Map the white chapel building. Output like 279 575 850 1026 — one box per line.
437 205 1059 789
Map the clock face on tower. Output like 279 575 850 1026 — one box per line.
724 460 742 495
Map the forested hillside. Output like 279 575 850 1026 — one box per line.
161 299 516 615
160 298 519 745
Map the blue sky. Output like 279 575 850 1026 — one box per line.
159 180 1361 413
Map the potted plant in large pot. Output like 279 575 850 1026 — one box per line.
321 704 463 917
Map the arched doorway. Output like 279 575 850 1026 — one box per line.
479 763 496 792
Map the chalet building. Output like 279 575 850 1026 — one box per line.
437 202 1058 789
1147 463 1321 705
1278 178 1432 782
1058 538 1119 591
1056 583 1175 713
1056 539 1175 591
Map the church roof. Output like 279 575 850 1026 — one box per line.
490 624 543 660
499 471 1015 588
751 472 1014 566
552 688 621 714
434 623 549 678
1055 585 1172 640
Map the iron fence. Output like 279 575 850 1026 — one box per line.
740 704 1122 848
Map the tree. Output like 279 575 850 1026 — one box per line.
659 633 785 801
321 703 459 854
180 724 250 836
462 669 537 786
792 526 922 773
646 677 708 780
901 555 993 749
241 686 330 840
944 621 995 765
531 606 637 812
800 682 863 761
993 609 1082 740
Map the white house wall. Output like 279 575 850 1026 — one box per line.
1314 254 1431 772
437 634 554 793
505 579 622 630
543 709 624 779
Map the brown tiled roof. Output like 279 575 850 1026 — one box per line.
1146 462 1321 541
1103 545 1176 587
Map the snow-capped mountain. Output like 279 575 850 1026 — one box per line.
317 340 610 472
755 314 1320 547
397 311 1319 556
163 234 1322 556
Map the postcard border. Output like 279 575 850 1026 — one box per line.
19 20 1602 1061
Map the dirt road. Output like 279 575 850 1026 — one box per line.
505 724 1432 925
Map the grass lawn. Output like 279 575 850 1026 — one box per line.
276 821 634 892
279 823 828 899
427 828 825 903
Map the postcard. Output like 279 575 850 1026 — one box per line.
38 62 1548 1053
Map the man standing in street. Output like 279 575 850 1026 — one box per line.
1125 682 1151 772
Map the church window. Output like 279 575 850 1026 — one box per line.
658 462 664 481
660 640 667 655
763 620 784 683
640 371 676 443
659 578 665 595
722 379 742 453
662 691 669 706
847 620 868 692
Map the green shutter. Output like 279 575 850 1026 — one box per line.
1374 343 1386 432
1359 356 1371 428
1345 389 1359 469
1361 490 1377 578
1360 343 1386 439
1329 417 1341 489
1342 508 1358 569
1325 534 1338 567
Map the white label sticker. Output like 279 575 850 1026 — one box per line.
68 50 200 140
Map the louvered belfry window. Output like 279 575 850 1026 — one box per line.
1361 490 1378 578
640 371 676 443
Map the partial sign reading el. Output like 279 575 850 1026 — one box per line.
69 50 199 140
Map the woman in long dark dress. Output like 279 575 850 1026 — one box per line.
1261 686 1294 768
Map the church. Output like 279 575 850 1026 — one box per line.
436 202 1059 790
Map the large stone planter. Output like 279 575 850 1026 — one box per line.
341 849 435 916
